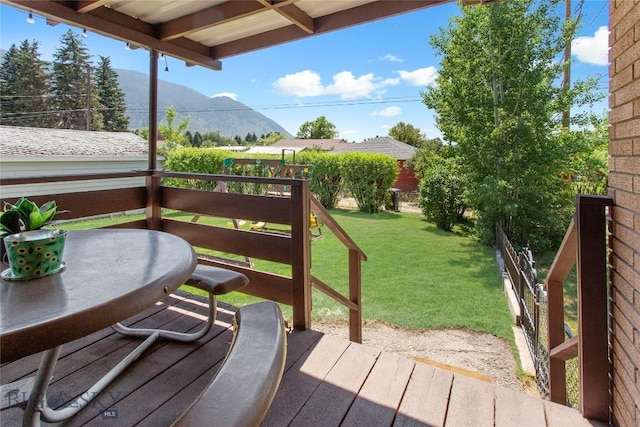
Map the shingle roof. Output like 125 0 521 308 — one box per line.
0 126 149 157
271 139 349 151
331 136 416 159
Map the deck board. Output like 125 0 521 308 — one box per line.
288 343 380 427
1 290 597 426
341 352 414 427
394 363 453 427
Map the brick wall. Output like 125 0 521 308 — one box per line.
609 1 640 426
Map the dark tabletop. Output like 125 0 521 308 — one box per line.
0 229 196 362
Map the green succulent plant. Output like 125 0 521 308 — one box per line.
0 197 58 235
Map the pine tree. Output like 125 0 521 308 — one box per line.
95 56 129 131
193 132 203 147
51 30 103 130
0 40 53 127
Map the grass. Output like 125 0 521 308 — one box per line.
55 209 514 343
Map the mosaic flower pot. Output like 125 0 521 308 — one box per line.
2 229 67 281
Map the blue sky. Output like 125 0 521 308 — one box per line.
1 1 609 141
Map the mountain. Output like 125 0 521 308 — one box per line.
116 69 292 138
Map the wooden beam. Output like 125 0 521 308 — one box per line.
545 218 577 286
549 335 579 361
271 3 314 34
158 1 266 41
213 0 446 58
74 0 109 14
576 195 612 421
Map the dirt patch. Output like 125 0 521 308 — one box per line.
328 197 537 396
313 319 537 395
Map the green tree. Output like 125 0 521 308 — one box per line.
569 113 609 195
259 132 287 145
192 131 203 148
95 56 129 131
158 106 190 154
0 40 53 127
405 137 446 181
340 153 399 214
51 30 104 130
422 0 602 250
388 122 426 147
296 116 338 139
418 157 467 231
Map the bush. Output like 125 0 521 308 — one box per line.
418 158 466 231
163 147 234 190
340 152 398 214
296 151 343 209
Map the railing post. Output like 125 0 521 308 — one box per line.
348 249 362 343
290 181 311 331
546 219 577 405
547 276 567 404
146 173 162 230
576 195 611 421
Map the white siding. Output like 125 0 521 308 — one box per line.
0 156 160 198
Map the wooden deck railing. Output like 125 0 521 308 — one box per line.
545 194 612 422
0 170 365 342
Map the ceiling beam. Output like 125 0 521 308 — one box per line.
158 1 266 41
74 0 109 14
3 0 223 70
213 0 447 59
271 3 314 34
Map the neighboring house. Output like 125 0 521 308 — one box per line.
332 136 419 192
271 138 349 151
0 126 157 198
244 138 349 156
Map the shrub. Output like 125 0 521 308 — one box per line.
340 152 398 214
418 158 466 231
296 151 343 209
163 147 234 190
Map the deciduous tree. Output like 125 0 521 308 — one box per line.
423 0 602 250
389 122 426 148
296 116 337 139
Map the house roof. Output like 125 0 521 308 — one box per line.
3 1 451 71
332 136 416 160
0 126 149 157
244 146 307 155
271 139 349 151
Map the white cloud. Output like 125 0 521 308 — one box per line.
273 70 399 99
273 70 324 97
398 67 438 86
371 106 402 117
211 92 238 100
572 26 609 66
341 129 357 137
382 54 404 63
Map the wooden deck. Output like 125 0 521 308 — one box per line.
1 290 598 426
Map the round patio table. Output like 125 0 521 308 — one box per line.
1 228 196 362
0 228 196 426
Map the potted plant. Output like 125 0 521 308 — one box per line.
1 197 67 280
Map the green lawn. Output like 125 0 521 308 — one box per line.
306 209 513 340
56 209 513 342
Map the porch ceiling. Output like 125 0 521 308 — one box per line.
2 0 452 71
